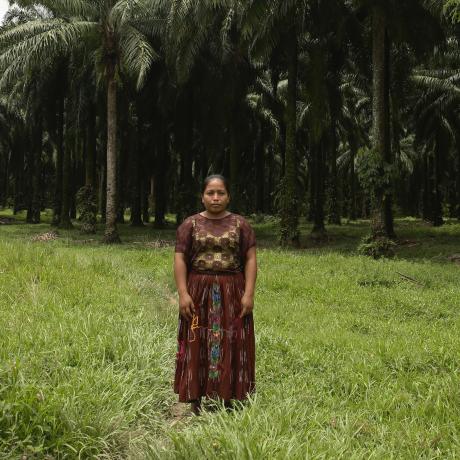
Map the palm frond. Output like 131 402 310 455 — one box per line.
119 24 158 89
0 20 98 89
0 19 61 49
109 0 151 28
337 149 352 172
14 0 97 19
412 74 460 94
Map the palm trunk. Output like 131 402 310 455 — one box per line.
279 124 286 178
383 31 395 238
201 147 209 183
457 143 460 220
98 113 107 223
279 26 299 246
52 96 64 226
422 149 430 221
31 119 42 223
78 103 97 235
328 115 341 225
0 144 9 207
229 121 241 213
59 103 73 229
371 5 387 238
25 142 34 223
143 177 150 223
308 155 315 222
409 162 422 217
99 161 106 223
116 144 126 224
86 101 97 188
103 67 121 243
176 89 195 224
267 145 274 214
255 123 265 213
431 136 444 226
13 142 25 214
312 140 326 237
131 110 143 226
70 135 80 220
154 121 169 228
349 136 357 221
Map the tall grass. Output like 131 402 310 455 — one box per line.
1 213 459 458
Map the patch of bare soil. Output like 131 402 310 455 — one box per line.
168 402 192 426
129 240 173 249
145 240 174 248
0 216 15 225
397 239 420 248
448 254 460 265
31 231 59 242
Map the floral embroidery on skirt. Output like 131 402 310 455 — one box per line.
208 282 222 380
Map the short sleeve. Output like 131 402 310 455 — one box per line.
239 218 256 257
175 218 193 256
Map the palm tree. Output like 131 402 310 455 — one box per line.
369 3 388 237
359 0 444 238
0 0 160 242
0 99 24 209
338 70 371 220
412 37 460 225
241 0 315 245
166 0 258 217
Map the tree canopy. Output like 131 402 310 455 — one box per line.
0 0 458 246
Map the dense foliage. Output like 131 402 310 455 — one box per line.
0 0 459 244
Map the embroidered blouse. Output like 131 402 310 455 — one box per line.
175 213 256 273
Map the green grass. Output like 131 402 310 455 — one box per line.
1 210 459 458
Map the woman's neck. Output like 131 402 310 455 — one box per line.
200 210 231 219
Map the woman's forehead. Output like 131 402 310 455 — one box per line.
205 179 226 190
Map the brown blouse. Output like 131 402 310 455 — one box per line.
175 213 256 273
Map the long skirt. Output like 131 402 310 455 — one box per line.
174 271 255 402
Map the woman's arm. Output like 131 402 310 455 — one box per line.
240 246 257 318
174 253 195 321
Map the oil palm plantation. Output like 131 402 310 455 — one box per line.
0 0 160 242
166 0 257 217
351 0 444 239
243 0 309 246
412 37 460 224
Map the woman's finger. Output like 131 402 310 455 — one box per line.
180 305 191 320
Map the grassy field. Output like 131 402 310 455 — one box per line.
1 210 459 459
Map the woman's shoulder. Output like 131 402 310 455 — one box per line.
178 214 200 229
231 213 253 228
184 213 202 221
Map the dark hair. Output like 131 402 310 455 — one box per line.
201 174 230 194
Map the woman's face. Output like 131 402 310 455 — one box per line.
201 179 230 214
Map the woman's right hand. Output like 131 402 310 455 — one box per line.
179 292 195 321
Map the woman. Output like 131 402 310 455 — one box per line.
173 175 257 414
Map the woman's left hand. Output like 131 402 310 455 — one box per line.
240 293 254 318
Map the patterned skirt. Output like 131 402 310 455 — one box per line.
174 271 255 402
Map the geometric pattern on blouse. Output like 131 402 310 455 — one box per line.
191 218 241 272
